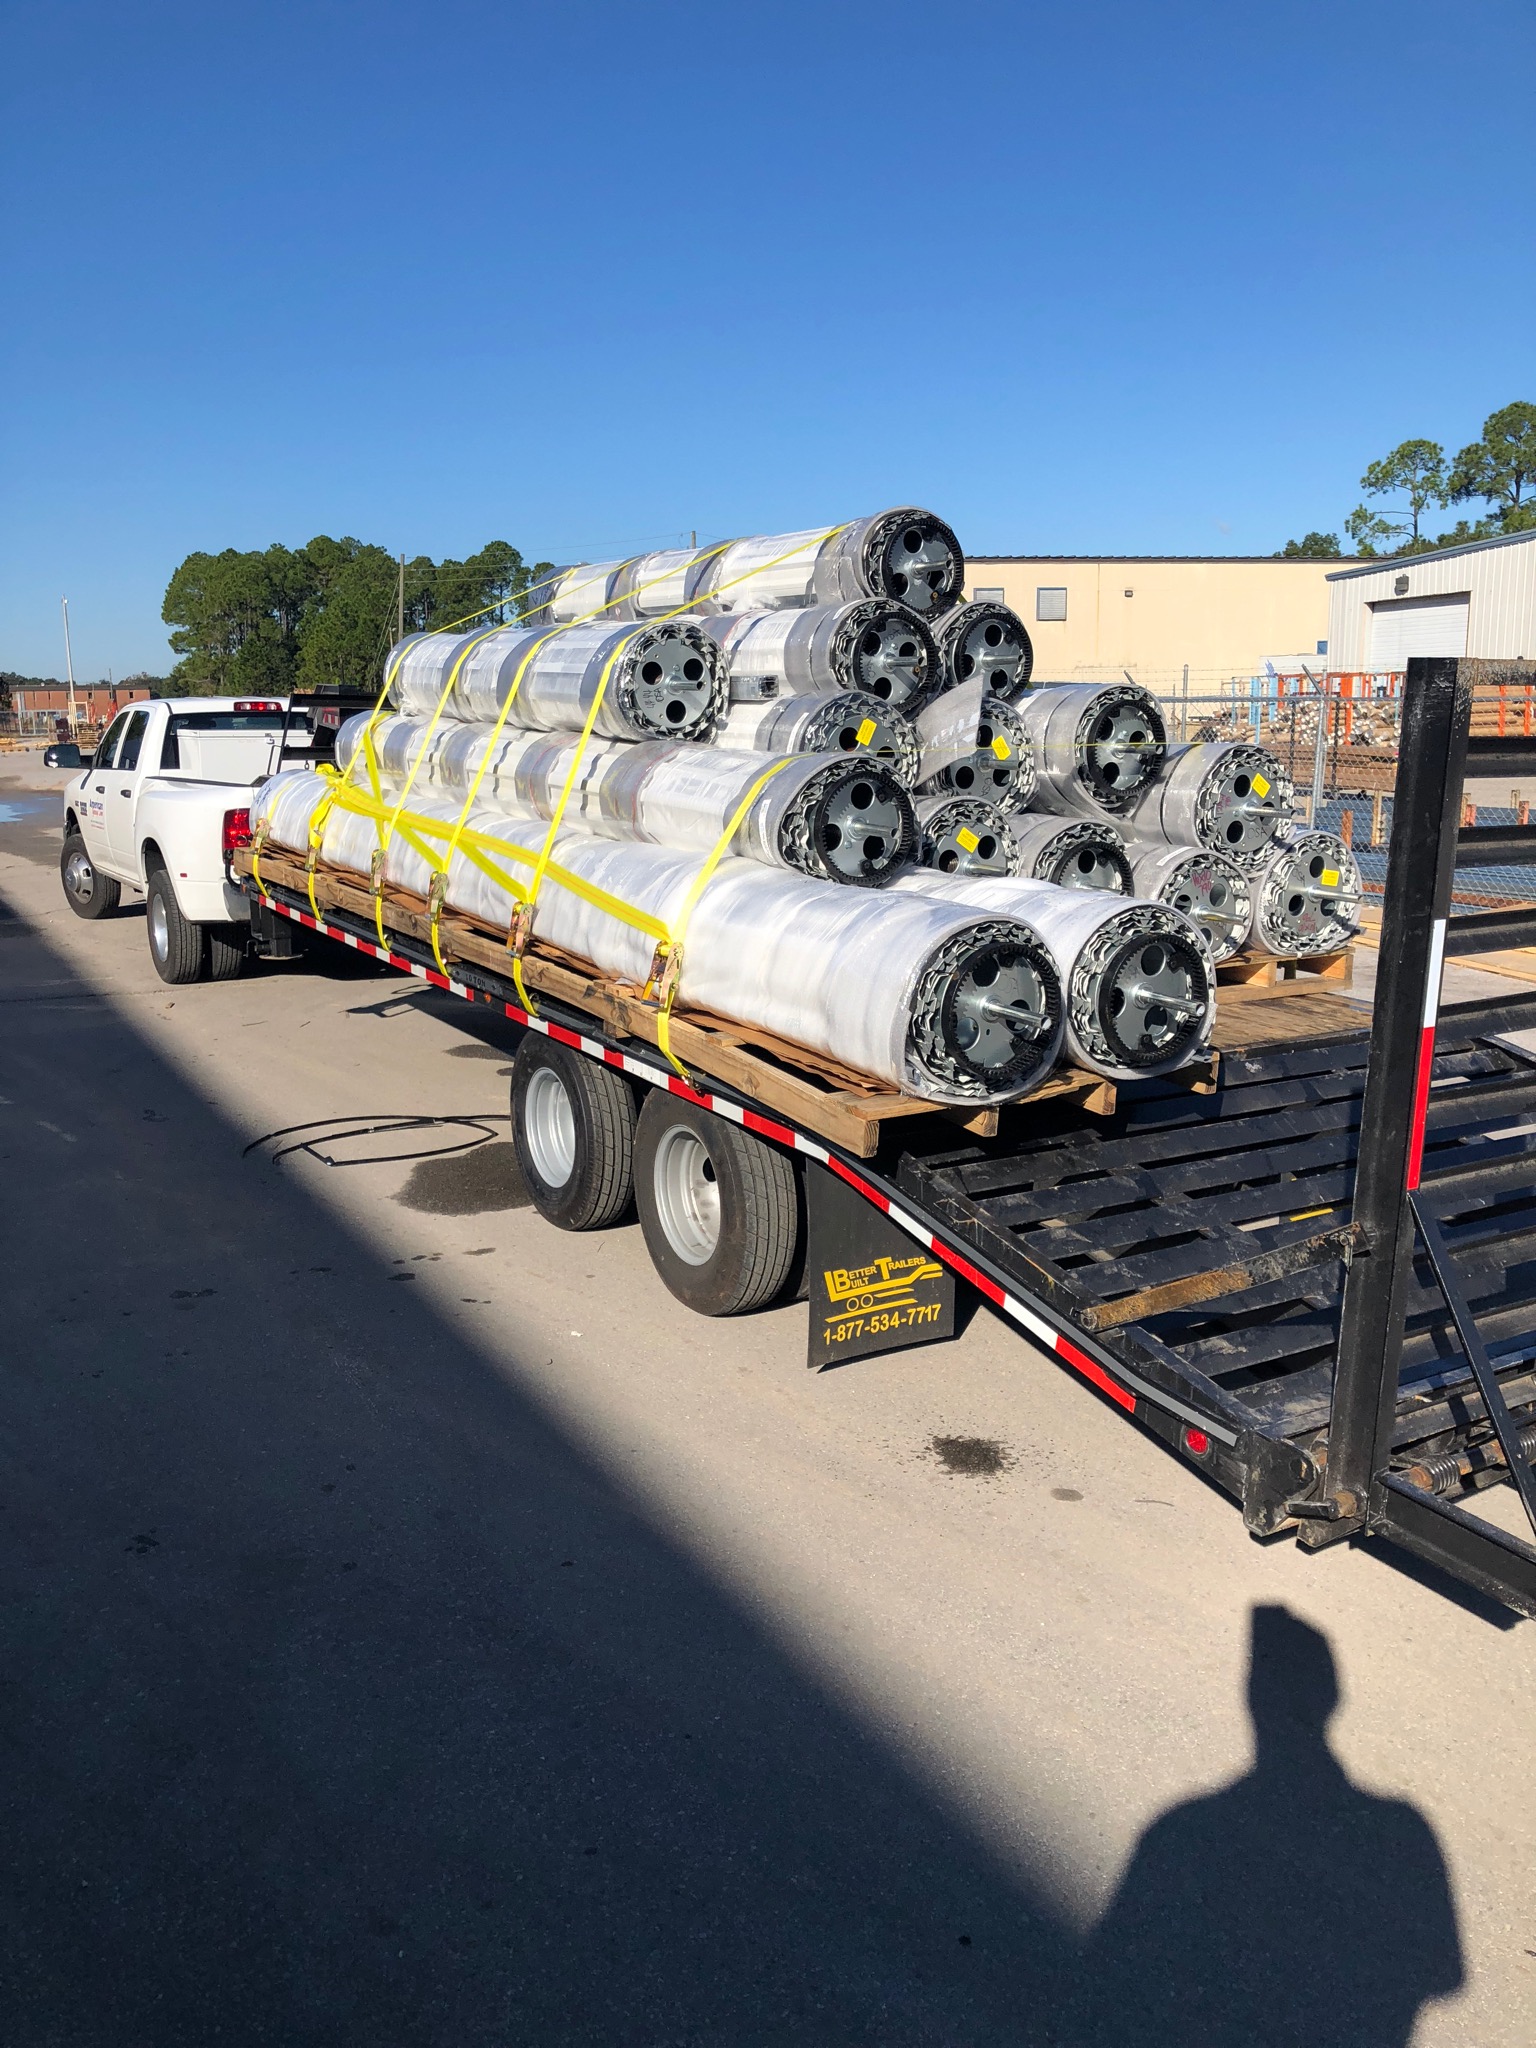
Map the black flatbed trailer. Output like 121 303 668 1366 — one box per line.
238 656 1536 1618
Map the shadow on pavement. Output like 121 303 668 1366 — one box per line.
1076 1605 1463 2045
0 890 1464 2046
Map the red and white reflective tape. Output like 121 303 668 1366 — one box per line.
257 892 1236 1445
1405 915 1447 1192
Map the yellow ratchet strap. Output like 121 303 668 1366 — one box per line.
652 755 798 1078
416 545 737 983
323 524 852 1005
249 817 272 905
506 525 851 1010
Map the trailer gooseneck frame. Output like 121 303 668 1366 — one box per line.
236 656 1536 1618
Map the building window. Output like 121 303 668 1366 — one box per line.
973 586 1005 603
1036 587 1068 622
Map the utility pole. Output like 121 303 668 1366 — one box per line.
61 596 78 734
690 530 697 549
397 553 406 645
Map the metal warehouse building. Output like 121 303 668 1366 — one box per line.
1327 528 1536 668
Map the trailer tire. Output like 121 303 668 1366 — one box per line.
145 867 208 985
60 832 120 919
634 1093 800 1316
206 924 246 981
511 1036 636 1231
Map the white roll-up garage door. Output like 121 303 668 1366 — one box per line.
1368 592 1470 666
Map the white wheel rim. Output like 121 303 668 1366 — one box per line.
652 1124 721 1265
149 892 169 958
523 1064 576 1188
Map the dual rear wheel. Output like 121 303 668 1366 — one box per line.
509 1036 800 1317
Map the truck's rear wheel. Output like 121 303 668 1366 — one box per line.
146 868 208 985
60 833 120 920
511 1036 636 1230
206 924 246 981
634 1093 800 1316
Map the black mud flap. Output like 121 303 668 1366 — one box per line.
805 1159 957 1369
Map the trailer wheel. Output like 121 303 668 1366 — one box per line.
511 1036 636 1231
60 833 120 919
145 868 208 985
206 924 246 981
634 1093 800 1316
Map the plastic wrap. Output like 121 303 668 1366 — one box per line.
1002 812 1131 894
1128 843 1252 963
385 619 726 741
703 599 938 709
1123 742 1292 870
919 688 1032 805
703 508 965 618
895 873 1214 1080
914 795 1020 877
932 600 1034 701
252 772 1061 1103
715 690 920 786
1016 683 1167 818
338 715 915 886
1252 831 1363 956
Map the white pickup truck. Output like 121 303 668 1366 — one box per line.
60 692 371 984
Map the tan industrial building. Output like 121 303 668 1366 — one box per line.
965 556 1338 694
1326 529 1536 668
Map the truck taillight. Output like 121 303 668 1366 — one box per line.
233 699 282 714
222 807 253 855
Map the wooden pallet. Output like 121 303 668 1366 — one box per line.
235 848 1139 1157
1217 945 1353 992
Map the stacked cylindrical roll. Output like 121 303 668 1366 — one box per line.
255 510 1354 1115
335 713 917 889
893 872 1214 1081
1251 831 1363 955
253 769 1065 1104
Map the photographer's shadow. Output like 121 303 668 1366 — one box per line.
1074 1605 1462 2046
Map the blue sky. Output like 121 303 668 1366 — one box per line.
3 0 1531 678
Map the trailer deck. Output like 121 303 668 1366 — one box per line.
233 657 1536 1616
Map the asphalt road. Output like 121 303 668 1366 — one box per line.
1 756 1533 2045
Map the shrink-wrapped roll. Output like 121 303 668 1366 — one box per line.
1128 844 1253 963
703 600 938 709
1252 832 1363 956
918 688 1032 805
715 690 920 786
252 772 1063 1103
895 873 1213 1080
914 795 1020 877
385 619 726 741
1016 682 1167 818
932 600 1034 700
1123 742 1292 870
542 509 965 624
336 715 915 886
1002 813 1132 895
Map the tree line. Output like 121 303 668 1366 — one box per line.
160 536 555 696
1276 400 1535 559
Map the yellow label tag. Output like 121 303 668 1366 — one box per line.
990 735 1012 760
1252 772 1270 798
855 717 877 745
1321 867 1340 886
956 827 980 853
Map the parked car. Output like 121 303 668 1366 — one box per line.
43 742 84 768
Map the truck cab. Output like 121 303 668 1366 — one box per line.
61 691 372 983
